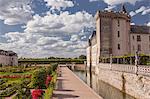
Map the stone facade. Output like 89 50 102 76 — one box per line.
0 50 18 66
87 6 150 67
96 63 150 99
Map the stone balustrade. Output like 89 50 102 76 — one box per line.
98 63 150 76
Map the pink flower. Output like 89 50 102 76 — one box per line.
32 89 44 99
45 75 52 87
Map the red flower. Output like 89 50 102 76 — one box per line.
45 75 52 87
32 89 44 99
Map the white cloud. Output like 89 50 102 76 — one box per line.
44 0 74 11
142 8 150 15
89 0 142 5
70 35 79 42
25 11 94 36
0 11 94 57
81 36 87 40
0 0 33 25
129 11 136 17
130 23 135 25
135 6 146 13
89 0 99 2
104 5 116 11
129 6 150 17
147 22 150 26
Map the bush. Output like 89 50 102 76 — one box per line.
51 63 58 71
43 86 53 99
31 68 47 89
47 66 52 75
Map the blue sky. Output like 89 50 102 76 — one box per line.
0 0 149 58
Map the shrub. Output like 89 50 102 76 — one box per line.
31 68 47 89
51 63 58 71
43 86 53 99
47 66 52 75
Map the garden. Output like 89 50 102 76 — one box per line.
0 63 58 99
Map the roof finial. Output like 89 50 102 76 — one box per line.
121 3 127 13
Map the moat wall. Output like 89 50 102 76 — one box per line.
96 64 150 99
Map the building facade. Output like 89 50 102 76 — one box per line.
87 5 150 67
0 50 18 66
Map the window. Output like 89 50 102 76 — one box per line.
133 36 134 40
137 35 141 41
118 19 120 27
137 44 141 51
118 31 120 37
118 44 120 50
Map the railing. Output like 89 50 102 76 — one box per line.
98 63 150 76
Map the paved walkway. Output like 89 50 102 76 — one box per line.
52 66 102 99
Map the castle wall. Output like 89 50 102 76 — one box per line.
91 44 98 66
0 54 18 66
112 18 130 56
96 63 150 99
130 33 150 55
86 47 91 67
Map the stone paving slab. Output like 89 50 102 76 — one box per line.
52 66 103 99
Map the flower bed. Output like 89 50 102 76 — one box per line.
0 79 7 85
0 85 17 97
0 75 32 79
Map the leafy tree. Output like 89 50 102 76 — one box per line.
79 55 86 59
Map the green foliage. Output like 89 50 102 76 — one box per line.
31 68 47 89
19 58 86 64
51 63 58 71
43 86 53 99
13 88 31 99
100 54 150 65
79 55 86 59
46 66 52 75
43 72 57 99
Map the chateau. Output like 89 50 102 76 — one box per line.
0 50 18 66
87 5 150 66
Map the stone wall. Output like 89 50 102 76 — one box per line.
97 63 150 99
0 55 18 66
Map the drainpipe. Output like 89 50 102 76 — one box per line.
135 50 138 74
110 54 112 70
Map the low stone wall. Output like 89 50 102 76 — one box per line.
96 63 150 99
97 63 150 76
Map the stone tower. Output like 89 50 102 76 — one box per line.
95 5 131 61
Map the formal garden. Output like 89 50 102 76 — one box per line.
0 63 58 99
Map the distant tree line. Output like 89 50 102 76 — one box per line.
19 55 87 64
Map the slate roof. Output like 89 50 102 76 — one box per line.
0 49 17 56
130 25 150 34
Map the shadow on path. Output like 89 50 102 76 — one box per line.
52 93 79 99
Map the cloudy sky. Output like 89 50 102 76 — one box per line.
0 0 149 58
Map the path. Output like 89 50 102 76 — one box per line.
52 66 103 99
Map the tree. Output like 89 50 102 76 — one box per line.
79 55 86 59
